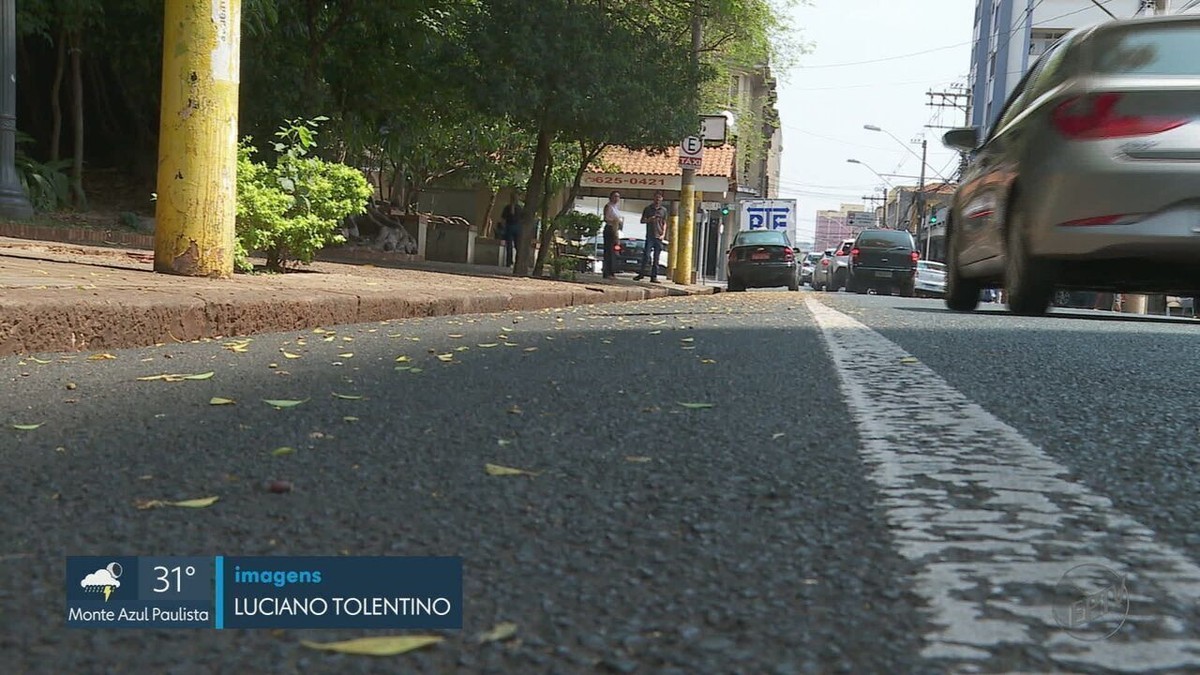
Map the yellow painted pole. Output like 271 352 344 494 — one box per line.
666 213 678 278
674 185 695 285
154 0 242 278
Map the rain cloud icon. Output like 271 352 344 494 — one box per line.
81 562 122 602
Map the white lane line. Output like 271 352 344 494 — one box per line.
805 297 1200 673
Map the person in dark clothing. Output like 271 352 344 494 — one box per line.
635 191 667 282
601 191 623 278
500 198 523 268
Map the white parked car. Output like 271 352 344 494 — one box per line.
914 260 947 297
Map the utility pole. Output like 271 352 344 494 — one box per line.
860 194 884 226
154 0 242 278
916 138 928 257
674 2 702 286
0 0 33 220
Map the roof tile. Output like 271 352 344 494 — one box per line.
592 144 736 178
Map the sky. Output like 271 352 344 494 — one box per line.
776 0 978 240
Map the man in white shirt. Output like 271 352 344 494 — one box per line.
602 191 623 278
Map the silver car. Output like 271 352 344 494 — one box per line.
811 248 835 290
914 260 947 297
942 14 1200 316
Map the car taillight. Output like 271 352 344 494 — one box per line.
910 251 920 263
821 259 830 266
1052 93 1188 140
614 244 622 252
784 247 794 261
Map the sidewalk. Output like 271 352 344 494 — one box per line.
0 237 716 356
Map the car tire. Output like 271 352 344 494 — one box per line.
945 217 981 312
727 278 744 292
1004 198 1055 316
788 275 800 292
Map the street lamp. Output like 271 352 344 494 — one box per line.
864 124 940 257
863 124 947 182
0 0 33 219
846 159 894 189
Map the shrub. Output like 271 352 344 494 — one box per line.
235 118 372 272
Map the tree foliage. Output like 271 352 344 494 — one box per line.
12 0 797 275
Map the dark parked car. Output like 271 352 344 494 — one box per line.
847 229 919 296
614 238 666 276
726 230 800 292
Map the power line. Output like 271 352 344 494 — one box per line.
1088 0 1118 19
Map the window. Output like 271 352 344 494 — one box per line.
1091 25 1200 76
855 230 914 249
988 42 1062 140
734 231 789 247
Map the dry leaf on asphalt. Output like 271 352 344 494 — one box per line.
282 351 302 359
332 393 364 400
11 423 42 430
271 447 297 457
136 496 219 510
649 330 662 335
900 356 919 364
225 341 251 353
625 456 652 463
88 353 117 361
678 402 714 409
700 359 717 364
263 399 308 408
209 397 236 406
507 405 523 415
395 355 411 362
455 346 469 352
435 354 454 362
523 347 538 352
343 416 359 423
28 357 51 364
448 334 464 338
478 343 499 348
477 622 519 643
485 463 539 477
301 635 443 656
497 438 512 447
772 433 785 440
338 352 354 359
137 372 215 382
680 337 695 343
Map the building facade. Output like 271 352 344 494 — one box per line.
968 0 1172 133
814 204 866 252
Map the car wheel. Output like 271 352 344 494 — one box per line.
833 269 846 291
1004 197 1055 316
945 217 981 312
788 275 800 292
727 278 744 292
899 280 915 297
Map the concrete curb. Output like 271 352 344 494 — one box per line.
0 284 674 357
0 222 154 250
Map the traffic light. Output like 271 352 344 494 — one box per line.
929 211 939 225
720 204 730 216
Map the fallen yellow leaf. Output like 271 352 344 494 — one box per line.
625 456 652 463
263 399 308 408
435 354 454 362
477 622 519 643
900 356 919 364
680 337 695 343
478 343 499 348
282 351 302 359
11 423 42 430
136 371 215 382
332 393 364 400
448 334 464 339
343 416 359 423
700 359 717 364
678 402 714 409
301 635 443 656
209 397 236 406
28 357 51 364
88 353 117 361
395 355 411 363
523 347 538 352
772 432 785 440
136 496 219 510
271 447 297 457
338 352 355 358
649 330 662 335
485 463 539 477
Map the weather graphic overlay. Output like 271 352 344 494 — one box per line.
66 556 463 630
66 557 215 628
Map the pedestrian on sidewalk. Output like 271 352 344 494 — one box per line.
602 191 623 278
501 196 523 268
634 190 667 283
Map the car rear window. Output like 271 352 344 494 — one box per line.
735 231 788 247
856 230 913 248
1092 24 1200 76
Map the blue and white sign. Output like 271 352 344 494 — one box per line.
739 199 799 242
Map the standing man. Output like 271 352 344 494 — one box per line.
601 191 623 278
635 190 668 282
501 195 522 268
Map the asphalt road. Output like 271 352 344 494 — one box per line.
2 289 1199 673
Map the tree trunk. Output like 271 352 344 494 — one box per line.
68 32 87 210
532 151 557 278
482 189 498 238
515 123 553 277
533 142 606 277
49 28 66 162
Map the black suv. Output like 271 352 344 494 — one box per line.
847 229 919 296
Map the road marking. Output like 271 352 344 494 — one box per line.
805 298 1200 672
